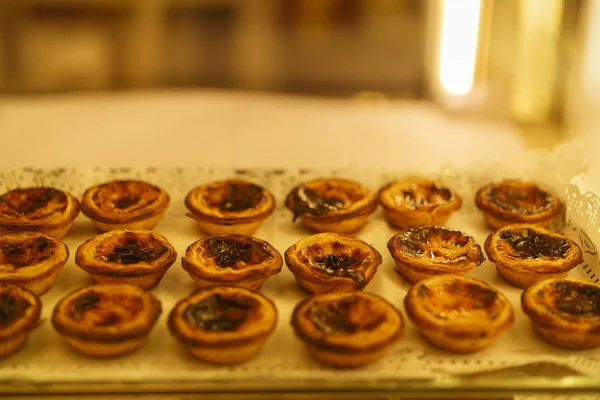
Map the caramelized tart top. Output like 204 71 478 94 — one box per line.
378 179 461 212
0 284 41 339
0 232 68 278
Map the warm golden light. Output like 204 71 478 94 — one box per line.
439 0 482 96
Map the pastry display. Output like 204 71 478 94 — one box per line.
0 187 80 238
168 286 277 365
522 278 600 349
0 232 69 295
0 284 42 358
387 227 485 284
75 230 177 290
484 224 583 289
52 284 161 357
81 180 169 232
475 180 563 230
404 275 514 353
184 180 275 235
291 291 402 368
284 178 377 233
285 233 382 294
377 179 462 229
181 234 282 290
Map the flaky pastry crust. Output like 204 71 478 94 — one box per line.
485 224 582 289
0 284 42 358
182 234 282 291
81 180 169 232
75 230 177 290
292 291 402 368
52 284 161 357
387 227 484 284
0 187 80 238
285 178 377 234
168 286 277 365
377 179 462 229
0 232 69 295
185 180 275 235
285 233 382 294
475 180 563 230
405 275 513 353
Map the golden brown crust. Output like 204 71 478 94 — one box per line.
0 187 80 238
285 233 382 294
81 180 169 231
181 234 282 290
75 230 177 289
485 224 583 289
522 278 600 349
284 178 377 233
404 275 513 353
168 286 277 364
387 227 484 284
52 284 161 343
0 232 69 295
0 284 42 341
291 291 402 367
377 179 462 229
475 180 563 229
185 180 275 235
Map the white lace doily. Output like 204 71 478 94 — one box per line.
0 138 598 387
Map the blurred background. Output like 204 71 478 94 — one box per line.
0 0 598 146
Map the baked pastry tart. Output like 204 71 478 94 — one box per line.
75 230 177 290
0 232 69 295
181 234 282 290
168 286 277 365
285 233 382 294
404 275 514 353
0 284 42 358
475 180 563 230
185 180 275 235
51 284 161 358
522 278 600 349
291 291 402 368
387 227 485 284
377 179 462 229
284 178 377 234
81 180 169 232
0 187 80 238
484 224 583 289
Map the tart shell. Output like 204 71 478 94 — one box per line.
0 232 69 295
285 233 382 294
377 179 462 229
484 224 583 289
404 275 514 353
75 230 177 290
0 285 42 358
181 234 282 291
168 286 277 365
0 187 80 239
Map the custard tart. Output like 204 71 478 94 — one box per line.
292 291 402 368
387 227 485 284
485 224 583 289
285 178 377 234
285 233 382 294
0 232 69 295
75 230 177 290
182 234 282 290
377 179 462 229
168 286 277 365
405 275 514 353
81 180 169 232
0 187 80 238
0 284 42 358
522 278 600 349
475 180 563 230
52 284 161 357
185 180 275 235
